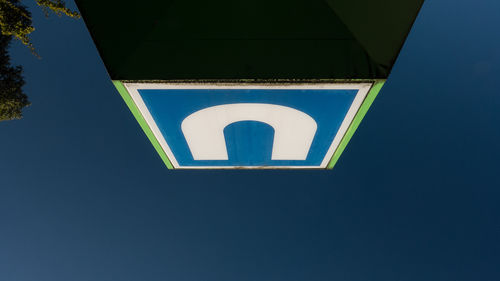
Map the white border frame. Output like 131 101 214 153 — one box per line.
123 82 373 169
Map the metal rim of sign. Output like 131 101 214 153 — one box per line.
113 81 385 170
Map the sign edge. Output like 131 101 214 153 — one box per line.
112 80 174 169
326 80 386 169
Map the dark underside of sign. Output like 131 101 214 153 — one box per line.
75 0 424 81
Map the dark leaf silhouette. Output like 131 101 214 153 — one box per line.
0 0 79 121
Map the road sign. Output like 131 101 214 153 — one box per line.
77 0 423 169
114 82 383 169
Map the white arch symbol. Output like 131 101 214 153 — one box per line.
181 103 317 160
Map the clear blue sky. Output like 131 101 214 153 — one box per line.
1 1 499 281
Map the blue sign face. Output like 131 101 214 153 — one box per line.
124 84 372 169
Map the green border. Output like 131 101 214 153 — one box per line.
327 80 385 169
112 81 174 169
